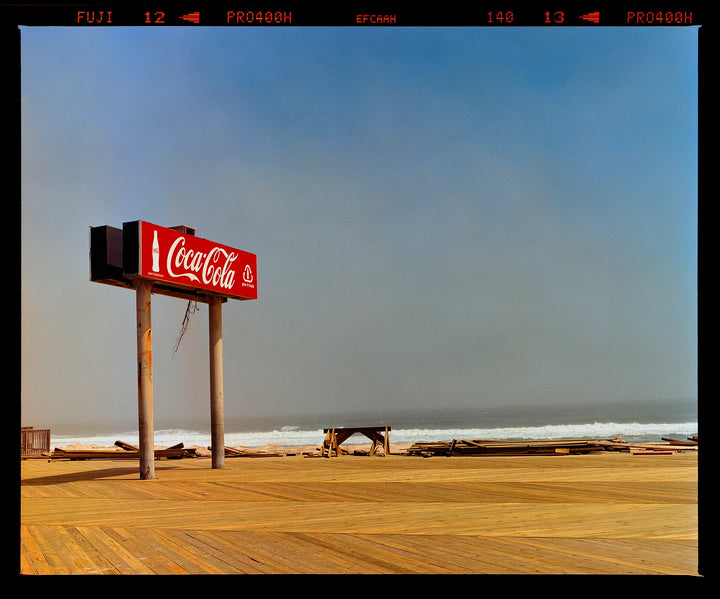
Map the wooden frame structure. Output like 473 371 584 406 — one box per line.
321 426 391 457
21 427 51 457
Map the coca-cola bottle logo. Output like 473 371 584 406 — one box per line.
152 230 160 272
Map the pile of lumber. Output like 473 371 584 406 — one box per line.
405 436 698 457
223 446 286 458
406 438 607 457
223 445 310 458
595 437 699 455
50 441 201 460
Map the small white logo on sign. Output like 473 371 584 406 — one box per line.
243 264 254 284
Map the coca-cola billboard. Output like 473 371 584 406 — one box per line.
123 220 257 301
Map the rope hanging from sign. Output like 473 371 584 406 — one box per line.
173 300 199 356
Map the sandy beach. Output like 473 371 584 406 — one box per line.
20 448 699 575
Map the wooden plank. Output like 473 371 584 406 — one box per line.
20 526 56 575
176 529 273 574
91 527 156 574
50 446 199 460
405 437 695 456
221 531 350 574
155 529 246 574
661 437 697 446
322 426 392 433
20 452 699 575
114 440 138 451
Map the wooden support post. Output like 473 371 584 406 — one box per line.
209 296 225 469
321 431 329 457
135 279 154 480
324 429 337 458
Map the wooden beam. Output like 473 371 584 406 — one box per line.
135 279 154 480
209 296 225 469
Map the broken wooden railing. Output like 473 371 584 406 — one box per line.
21 427 51 458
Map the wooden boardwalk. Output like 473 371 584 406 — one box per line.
20 451 699 575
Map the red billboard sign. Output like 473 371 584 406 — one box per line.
131 221 257 301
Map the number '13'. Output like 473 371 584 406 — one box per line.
544 11 565 23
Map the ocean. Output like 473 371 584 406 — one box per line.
47 399 698 449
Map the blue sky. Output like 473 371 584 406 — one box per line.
20 26 698 431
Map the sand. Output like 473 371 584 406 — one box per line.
20 448 700 575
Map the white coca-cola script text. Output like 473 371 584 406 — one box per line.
166 236 238 290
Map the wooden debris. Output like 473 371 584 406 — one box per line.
222 446 285 458
405 436 698 457
222 445 308 458
406 438 604 457
661 437 697 446
50 441 200 460
596 440 698 454
320 426 391 457
38 432 698 461
114 440 138 451
630 448 674 455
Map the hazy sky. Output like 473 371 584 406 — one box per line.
20 26 698 431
